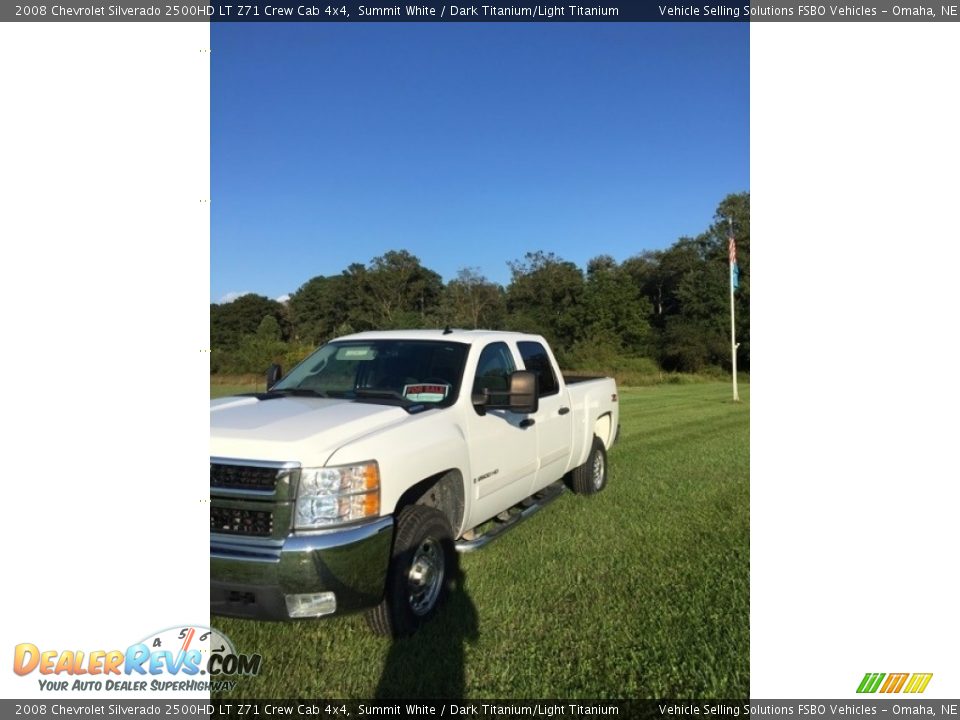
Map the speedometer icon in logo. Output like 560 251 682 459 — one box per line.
138 625 239 676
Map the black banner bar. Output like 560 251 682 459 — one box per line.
4 700 960 720
5 0 960 22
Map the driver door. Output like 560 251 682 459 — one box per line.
463 341 539 527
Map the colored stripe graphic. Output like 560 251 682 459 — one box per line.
857 673 885 693
857 672 932 694
880 673 909 693
904 674 933 694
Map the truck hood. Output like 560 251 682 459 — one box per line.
210 395 408 467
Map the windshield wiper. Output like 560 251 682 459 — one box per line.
260 388 331 398
351 388 412 405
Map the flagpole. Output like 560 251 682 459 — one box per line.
728 218 740 402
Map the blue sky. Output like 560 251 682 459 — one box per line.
212 22 748 303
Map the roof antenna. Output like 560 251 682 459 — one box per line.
443 326 453 335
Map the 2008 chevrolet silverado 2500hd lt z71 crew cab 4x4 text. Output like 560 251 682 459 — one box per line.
210 330 620 637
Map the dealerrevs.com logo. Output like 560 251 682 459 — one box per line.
13 625 260 693
857 673 934 694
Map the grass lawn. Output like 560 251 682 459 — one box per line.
211 376 260 399
210 382 749 699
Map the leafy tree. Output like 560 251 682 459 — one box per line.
656 261 729 371
211 294 287 348
443 268 505 329
286 250 445 344
505 251 585 349
339 263 378 331
256 315 281 341
622 192 750 371
582 255 653 354
287 274 356 346
366 250 444 328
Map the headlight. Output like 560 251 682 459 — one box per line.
295 461 380 529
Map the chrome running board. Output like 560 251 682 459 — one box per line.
455 480 567 552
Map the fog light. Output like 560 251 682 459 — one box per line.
285 592 337 618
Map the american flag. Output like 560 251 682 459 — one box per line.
729 235 740 290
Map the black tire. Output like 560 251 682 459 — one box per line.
366 504 455 638
570 436 608 495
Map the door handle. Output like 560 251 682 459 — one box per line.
519 418 536 429
558 406 570 415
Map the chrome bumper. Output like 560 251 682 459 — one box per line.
210 516 394 621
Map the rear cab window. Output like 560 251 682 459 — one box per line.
517 341 559 397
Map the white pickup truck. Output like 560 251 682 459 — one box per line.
210 330 619 636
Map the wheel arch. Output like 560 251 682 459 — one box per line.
393 469 466 537
594 412 613 449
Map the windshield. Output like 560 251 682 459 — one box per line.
273 340 470 407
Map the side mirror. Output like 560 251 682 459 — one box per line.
506 370 538 415
266 363 283 390
471 392 488 416
473 370 539 416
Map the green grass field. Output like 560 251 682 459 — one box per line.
210 382 749 699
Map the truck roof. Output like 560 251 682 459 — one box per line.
334 329 546 345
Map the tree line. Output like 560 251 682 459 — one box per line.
211 192 749 378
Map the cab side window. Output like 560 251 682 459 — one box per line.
517 341 559 397
472 342 516 409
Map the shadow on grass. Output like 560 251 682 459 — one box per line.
374 568 479 699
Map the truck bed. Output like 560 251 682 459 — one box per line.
562 374 608 384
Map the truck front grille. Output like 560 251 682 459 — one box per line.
211 463 281 492
210 506 273 537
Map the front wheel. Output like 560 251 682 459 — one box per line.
367 504 454 638
570 436 608 495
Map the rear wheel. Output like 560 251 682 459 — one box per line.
570 436 608 495
367 504 454 637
